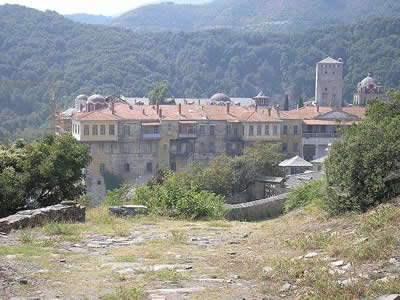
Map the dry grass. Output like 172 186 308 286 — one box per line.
1 202 400 299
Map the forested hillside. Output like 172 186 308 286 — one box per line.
111 0 400 32
1 4 400 141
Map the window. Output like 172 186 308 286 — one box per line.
167 124 172 135
293 125 299 135
84 125 89 136
100 125 105 135
249 125 254 136
170 162 176 171
226 124 232 136
293 143 299 152
92 125 98 135
200 124 206 135
282 143 288 153
109 125 115 135
265 124 270 136
282 125 288 135
257 125 262 136
177 143 182 153
146 162 153 173
153 125 160 134
209 124 215 136
320 125 326 133
124 163 130 172
99 163 105 173
233 127 239 137
78 125 80 134
242 126 245 136
273 125 278 136
124 125 130 136
188 125 194 134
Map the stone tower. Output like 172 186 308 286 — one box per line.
315 57 343 109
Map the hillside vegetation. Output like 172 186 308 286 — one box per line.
111 0 400 32
1 5 400 140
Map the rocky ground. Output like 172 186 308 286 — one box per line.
0 203 400 300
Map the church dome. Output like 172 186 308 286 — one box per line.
87 94 105 104
210 93 231 102
75 94 88 102
360 73 376 87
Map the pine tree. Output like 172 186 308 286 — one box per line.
284 94 289 111
298 97 304 108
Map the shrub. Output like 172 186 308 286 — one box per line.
324 91 400 215
131 172 225 220
104 185 130 206
285 179 325 212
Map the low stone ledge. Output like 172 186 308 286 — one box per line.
0 201 86 233
225 193 289 221
109 205 148 217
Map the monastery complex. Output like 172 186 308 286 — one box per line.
59 57 386 201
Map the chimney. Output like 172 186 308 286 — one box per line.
317 105 320 113
255 104 258 112
268 108 271 116
178 103 182 115
111 102 115 114
276 105 280 116
142 109 145 115
86 103 89 112
198 99 201 105
226 103 230 114
156 103 159 113
80 104 83 112
159 108 162 118
129 105 133 110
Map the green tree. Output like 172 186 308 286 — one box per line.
324 91 400 215
298 97 304 108
0 135 91 217
284 94 289 111
148 82 168 105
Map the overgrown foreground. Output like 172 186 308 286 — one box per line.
1 201 399 299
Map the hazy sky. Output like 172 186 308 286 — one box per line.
0 0 158 15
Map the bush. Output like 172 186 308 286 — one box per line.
285 179 325 213
131 171 225 220
324 91 400 215
104 185 130 206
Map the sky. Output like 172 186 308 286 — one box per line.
0 0 158 16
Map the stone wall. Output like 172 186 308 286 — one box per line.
225 193 289 221
0 201 86 233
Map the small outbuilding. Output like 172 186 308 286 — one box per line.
279 155 313 175
311 156 327 172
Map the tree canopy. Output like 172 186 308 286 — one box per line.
0 135 91 217
324 91 400 214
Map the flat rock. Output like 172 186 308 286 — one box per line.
331 260 344 267
377 295 400 300
147 287 205 294
304 252 318 258
109 205 148 217
280 283 291 292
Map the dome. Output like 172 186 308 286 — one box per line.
87 94 105 104
75 94 88 102
360 73 376 87
210 93 231 102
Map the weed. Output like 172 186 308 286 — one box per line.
285 232 332 250
112 224 130 237
351 230 398 261
361 205 400 234
101 286 146 300
207 221 232 228
143 269 188 283
169 230 186 244
115 255 136 263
